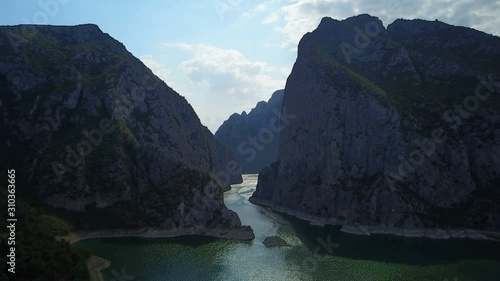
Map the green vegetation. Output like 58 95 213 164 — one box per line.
117 119 135 139
316 48 390 98
0 190 90 281
311 47 401 113
307 38 500 133
41 168 220 231
39 214 72 236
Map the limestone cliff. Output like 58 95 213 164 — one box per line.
215 90 284 174
0 24 252 239
251 15 500 237
214 139 243 189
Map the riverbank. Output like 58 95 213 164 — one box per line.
71 175 500 281
66 227 254 280
249 197 500 241
61 226 255 244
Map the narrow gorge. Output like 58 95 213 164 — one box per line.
215 89 284 174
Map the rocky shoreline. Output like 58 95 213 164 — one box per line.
63 227 253 280
262 236 290 247
86 255 110 281
249 197 500 241
61 226 255 244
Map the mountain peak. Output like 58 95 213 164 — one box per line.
0 24 251 239
0 23 112 48
343 13 384 28
252 15 500 236
4 23 103 34
215 90 284 173
315 14 385 33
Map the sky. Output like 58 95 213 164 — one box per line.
1 0 499 132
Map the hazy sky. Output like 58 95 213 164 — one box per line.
1 0 499 132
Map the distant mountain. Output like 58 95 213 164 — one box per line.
215 90 284 174
251 15 500 238
215 139 243 186
0 24 252 239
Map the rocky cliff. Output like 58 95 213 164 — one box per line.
251 15 500 238
0 24 252 239
214 139 243 187
215 90 284 174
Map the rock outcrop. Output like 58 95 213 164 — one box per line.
262 236 290 247
251 15 500 236
215 90 284 174
0 24 252 239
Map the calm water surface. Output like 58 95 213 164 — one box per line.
73 175 500 281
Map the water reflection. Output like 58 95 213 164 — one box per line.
280 214 500 265
73 174 500 281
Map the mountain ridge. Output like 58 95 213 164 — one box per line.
251 14 500 239
0 24 252 239
215 89 284 174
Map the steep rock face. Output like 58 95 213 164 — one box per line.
215 90 284 174
251 15 500 233
0 24 251 238
214 139 243 188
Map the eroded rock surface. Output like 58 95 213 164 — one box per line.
251 15 500 235
262 236 290 247
0 24 251 238
215 90 284 174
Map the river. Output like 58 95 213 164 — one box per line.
73 174 500 281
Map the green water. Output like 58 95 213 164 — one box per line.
73 175 500 281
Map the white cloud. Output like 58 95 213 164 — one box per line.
270 0 500 48
159 42 197 51
159 43 286 132
142 0 500 133
140 55 174 85
275 0 352 47
242 3 267 18
163 43 284 99
262 12 280 24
